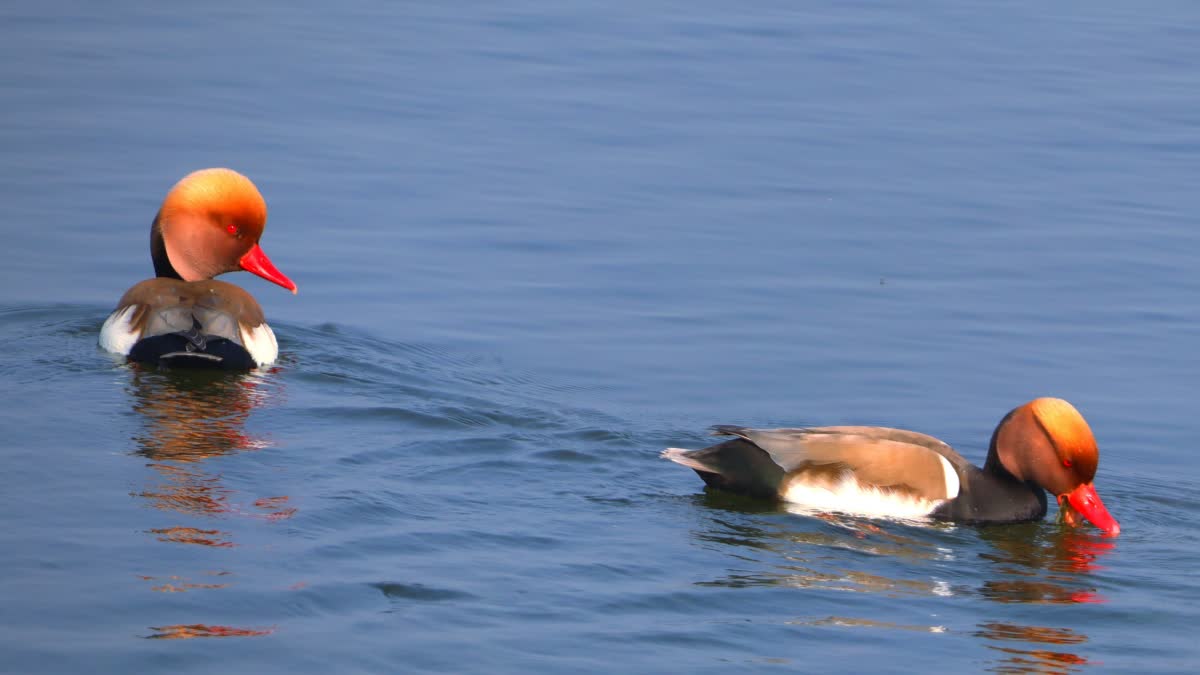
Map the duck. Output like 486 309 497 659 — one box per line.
663 397 1120 534
99 168 296 369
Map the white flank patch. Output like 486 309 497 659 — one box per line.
936 454 961 500
240 322 279 367
98 305 140 355
782 473 944 520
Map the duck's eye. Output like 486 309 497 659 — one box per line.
226 224 239 236
1062 459 1073 468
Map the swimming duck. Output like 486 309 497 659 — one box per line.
663 397 1119 534
99 168 296 369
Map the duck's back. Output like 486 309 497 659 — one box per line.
100 278 277 369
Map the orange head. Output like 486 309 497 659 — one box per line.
150 168 297 293
986 397 1119 535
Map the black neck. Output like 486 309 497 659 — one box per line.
150 215 182 280
983 408 1018 476
934 463 1047 524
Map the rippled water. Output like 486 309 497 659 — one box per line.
3 2 1200 673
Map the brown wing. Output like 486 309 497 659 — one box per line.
712 425 961 500
116 278 266 341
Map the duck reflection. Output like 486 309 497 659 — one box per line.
132 369 254 540
691 492 959 597
976 525 1114 604
688 493 1116 672
976 621 1090 674
128 367 294 526
973 526 1114 673
125 366 288 639
128 367 274 464
128 365 297 528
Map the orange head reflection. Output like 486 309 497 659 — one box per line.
146 624 275 639
123 365 293 642
978 622 1091 672
979 524 1116 605
126 367 282 525
984 521 1113 578
128 367 277 462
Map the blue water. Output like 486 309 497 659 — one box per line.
3 2 1199 672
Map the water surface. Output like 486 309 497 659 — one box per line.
2 2 1198 672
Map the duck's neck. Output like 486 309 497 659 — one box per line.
929 419 1047 523
150 215 182 280
933 463 1047 524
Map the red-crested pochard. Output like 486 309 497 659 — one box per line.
99 168 296 369
663 397 1119 534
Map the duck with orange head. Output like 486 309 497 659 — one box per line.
663 398 1119 535
100 169 297 369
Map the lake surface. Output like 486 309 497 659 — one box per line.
2 2 1198 672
